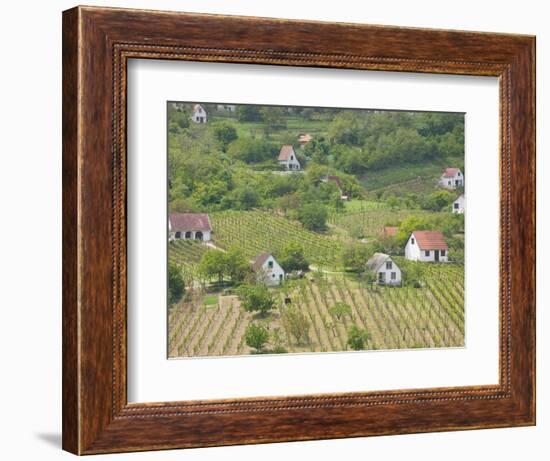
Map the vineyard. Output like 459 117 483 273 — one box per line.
168 240 211 280
329 209 440 238
210 210 344 268
168 260 465 358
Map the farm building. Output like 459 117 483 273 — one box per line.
216 104 236 113
252 253 285 286
366 253 402 286
384 226 398 237
321 175 348 200
438 167 464 189
191 104 207 123
453 194 465 214
277 145 301 171
405 231 449 262
297 133 313 148
169 213 212 242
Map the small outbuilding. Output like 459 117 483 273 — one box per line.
405 231 449 262
252 253 285 286
277 145 301 171
297 133 313 148
191 104 207 123
366 253 402 286
439 168 464 189
452 194 465 214
169 213 212 242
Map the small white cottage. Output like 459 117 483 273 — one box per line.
366 253 402 286
277 145 301 171
439 168 464 189
252 253 285 286
452 194 465 214
405 231 449 262
191 104 207 123
168 213 212 242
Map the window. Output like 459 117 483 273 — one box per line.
454 203 459 209
411 238 415 244
291 155 294 160
448 180 451 185
391 272 396 280
268 261 273 269
458 172 461 176
175 231 181 238
441 250 446 256
378 272 385 283
425 250 430 257
386 261 392 270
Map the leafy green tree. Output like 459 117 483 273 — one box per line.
237 105 261 122
395 215 433 248
298 203 328 231
278 242 309 272
341 243 376 272
245 322 270 353
329 302 352 321
347 325 371 351
422 190 455 211
260 106 287 136
168 262 185 304
225 247 251 284
282 306 310 345
213 122 238 151
237 284 275 317
198 250 228 284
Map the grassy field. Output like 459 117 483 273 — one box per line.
362 155 464 197
168 260 465 358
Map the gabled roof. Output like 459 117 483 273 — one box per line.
278 145 296 161
454 194 465 202
169 213 211 232
384 226 398 237
252 252 273 272
298 133 313 143
442 167 461 178
193 104 205 113
366 253 393 272
411 231 448 250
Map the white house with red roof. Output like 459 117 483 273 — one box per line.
439 167 464 189
405 231 449 262
168 213 212 242
252 253 285 286
191 104 207 123
277 145 301 171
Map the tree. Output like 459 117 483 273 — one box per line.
329 302 352 321
198 250 228 284
213 122 238 151
236 284 275 317
363 271 377 290
422 190 455 211
278 242 309 272
281 306 310 345
259 106 286 136
167 262 185 304
341 243 375 272
225 247 251 284
237 105 261 122
245 322 270 353
298 203 328 231
347 325 371 351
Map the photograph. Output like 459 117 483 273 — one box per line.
167 102 466 358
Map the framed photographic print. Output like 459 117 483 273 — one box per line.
62 6 535 455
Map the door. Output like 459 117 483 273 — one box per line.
434 250 439 262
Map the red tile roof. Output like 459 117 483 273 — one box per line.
384 226 398 236
412 231 448 250
278 145 295 161
442 167 461 178
169 213 211 232
298 133 313 144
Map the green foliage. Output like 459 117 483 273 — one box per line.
298 203 328 231
347 325 371 351
213 121 238 151
277 242 310 272
237 105 261 122
259 106 287 136
341 242 379 272
281 306 311 345
226 137 278 163
329 302 352 321
168 262 185 304
225 246 252 284
245 322 270 352
198 250 228 283
422 190 455 211
237 284 275 316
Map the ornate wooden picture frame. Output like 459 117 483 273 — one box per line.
62 5 535 455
